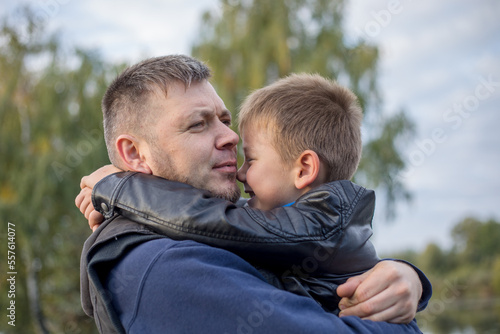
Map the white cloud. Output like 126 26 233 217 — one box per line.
32 0 220 62
347 0 500 253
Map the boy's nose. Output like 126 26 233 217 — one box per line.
237 165 247 183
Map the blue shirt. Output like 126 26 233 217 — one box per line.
105 238 423 333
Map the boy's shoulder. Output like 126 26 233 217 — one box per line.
296 180 375 214
319 180 374 196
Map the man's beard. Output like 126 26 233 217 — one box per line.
151 148 241 203
210 175 241 203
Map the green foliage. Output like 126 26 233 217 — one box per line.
192 0 415 217
451 217 500 265
392 216 500 299
492 257 500 295
395 217 500 333
0 9 113 333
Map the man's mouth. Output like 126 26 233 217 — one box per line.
213 160 237 173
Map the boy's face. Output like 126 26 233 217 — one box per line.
237 125 301 210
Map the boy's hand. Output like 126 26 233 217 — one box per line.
75 187 105 231
79 164 122 189
75 164 122 231
337 260 422 324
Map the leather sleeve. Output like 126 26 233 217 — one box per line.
92 172 379 275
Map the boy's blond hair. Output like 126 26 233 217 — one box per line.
238 73 362 181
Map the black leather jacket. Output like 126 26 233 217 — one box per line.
92 172 380 312
81 216 165 333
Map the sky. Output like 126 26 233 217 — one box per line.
1 0 499 254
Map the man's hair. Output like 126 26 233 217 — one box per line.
102 55 211 166
238 73 363 181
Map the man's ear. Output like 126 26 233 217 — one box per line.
294 150 321 190
115 134 153 174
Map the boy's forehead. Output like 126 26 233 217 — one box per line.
241 125 270 151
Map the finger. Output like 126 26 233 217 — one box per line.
84 202 95 220
358 291 409 323
339 292 390 320
92 224 100 232
339 269 388 309
79 195 91 216
350 268 392 304
75 190 84 208
360 302 400 323
340 282 415 323
89 210 104 230
337 274 365 299
77 188 92 215
80 175 89 190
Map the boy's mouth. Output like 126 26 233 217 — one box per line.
244 189 255 198
246 192 256 207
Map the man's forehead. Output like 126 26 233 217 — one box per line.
148 81 228 115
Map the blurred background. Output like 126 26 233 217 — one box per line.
0 0 499 333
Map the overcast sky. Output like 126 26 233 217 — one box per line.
2 0 499 254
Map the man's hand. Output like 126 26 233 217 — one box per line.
337 260 422 324
75 164 122 231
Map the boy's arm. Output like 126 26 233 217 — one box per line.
76 169 431 322
89 171 379 275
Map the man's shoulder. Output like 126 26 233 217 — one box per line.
119 236 205 260
111 237 196 274
113 233 256 275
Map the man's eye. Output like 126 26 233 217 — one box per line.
190 121 205 129
222 119 231 127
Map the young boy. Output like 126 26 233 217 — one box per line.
78 74 409 314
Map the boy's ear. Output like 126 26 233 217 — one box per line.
115 134 153 174
294 150 321 190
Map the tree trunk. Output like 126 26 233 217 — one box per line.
27 257 49 334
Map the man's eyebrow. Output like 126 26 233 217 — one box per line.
184 108 213 121
220 109 232 119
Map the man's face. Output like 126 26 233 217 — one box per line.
147 80 241 202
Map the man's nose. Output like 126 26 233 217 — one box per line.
217 122 239 150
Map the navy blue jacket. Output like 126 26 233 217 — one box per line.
81 217 423 333
106 236 423 333
81 172 429 333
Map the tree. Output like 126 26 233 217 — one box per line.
191 0 415 218
492 256 500 295
0 8 113 333
451 217 500 265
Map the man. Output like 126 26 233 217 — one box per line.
78 55 430 333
